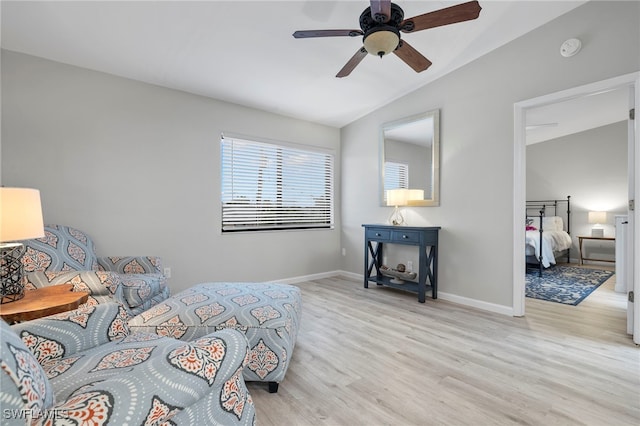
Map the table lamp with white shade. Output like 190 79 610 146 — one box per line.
386 188 425 225
0 188 45 303
387 188 408 225
588 211 607 238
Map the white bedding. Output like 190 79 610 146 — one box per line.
525 229 572 267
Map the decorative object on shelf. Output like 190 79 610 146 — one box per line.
380 264 417 284
0 188 45 303
588 211 607 237
386 188 424 226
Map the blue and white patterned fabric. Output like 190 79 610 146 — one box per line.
525 266 614 305
0 319 55 421
128 282 301 391
0 303 256 425
21 225 169 315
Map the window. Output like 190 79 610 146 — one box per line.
383 160 408 202
221 135 334 232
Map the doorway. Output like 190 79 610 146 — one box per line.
513 73 640 344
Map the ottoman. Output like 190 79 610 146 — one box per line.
128 282 301 393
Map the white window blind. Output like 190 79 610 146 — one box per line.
221 135 334 232
383 161 409 202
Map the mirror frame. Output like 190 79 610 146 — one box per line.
379 109 440 207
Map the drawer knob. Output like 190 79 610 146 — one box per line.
375 233 381 236
402 235 408 239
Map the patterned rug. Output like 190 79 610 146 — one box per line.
525 266 614 305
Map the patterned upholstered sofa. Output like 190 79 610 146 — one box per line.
17 225 301 394
21 225 170 316
0 303 255 425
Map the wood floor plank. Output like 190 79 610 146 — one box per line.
248 269 639 425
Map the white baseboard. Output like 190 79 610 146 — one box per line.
267 270 345 285
437 292 513 316
275 270 514 317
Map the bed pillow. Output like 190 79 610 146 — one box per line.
551 216 564 231
526 216 563 231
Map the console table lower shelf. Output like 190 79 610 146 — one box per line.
368 275 429 295
362 224 440 303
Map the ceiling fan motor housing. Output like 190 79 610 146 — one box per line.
360 3 405 57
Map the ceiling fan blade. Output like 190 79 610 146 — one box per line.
370 0 392 23
293 29 363 38
336 48 368 78
393 40 432 73
400 0 481 33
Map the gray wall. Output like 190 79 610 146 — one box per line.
1 51 341 293
340 1 639 310
2 1 638 313
527 121 628 261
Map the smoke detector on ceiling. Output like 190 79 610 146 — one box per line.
560 38 582 57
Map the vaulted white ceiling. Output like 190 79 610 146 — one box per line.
1 1 593 130
525 87 630 145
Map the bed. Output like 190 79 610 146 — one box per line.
526 196 572 276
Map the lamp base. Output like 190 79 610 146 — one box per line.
591 228 604 238
1 243 26 304
388 206 405 226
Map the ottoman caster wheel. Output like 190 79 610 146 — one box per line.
268 382 279 393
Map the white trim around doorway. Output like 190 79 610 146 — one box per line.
512 73 640 328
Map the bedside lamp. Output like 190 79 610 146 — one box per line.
588 211 607 238
0 188 45 303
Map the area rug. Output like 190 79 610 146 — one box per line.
525 266 614 305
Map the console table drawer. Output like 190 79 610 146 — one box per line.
366 228 391 241
391 230 420 243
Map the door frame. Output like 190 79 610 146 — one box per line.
512 72 640 343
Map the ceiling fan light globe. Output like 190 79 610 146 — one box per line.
363 30 399 57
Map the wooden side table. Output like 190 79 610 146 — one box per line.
578 236 615 265
0 284 89 324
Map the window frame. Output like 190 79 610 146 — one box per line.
220 133 335 233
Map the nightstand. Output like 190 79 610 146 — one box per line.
577 236 615 265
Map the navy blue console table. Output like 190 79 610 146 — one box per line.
362 224 440 303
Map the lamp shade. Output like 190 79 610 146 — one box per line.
386 188 409 207
407 189 424 201
363 28 400 57
588 211 607 224
0 188 45 242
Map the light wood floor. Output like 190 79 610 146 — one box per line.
248 268 639 425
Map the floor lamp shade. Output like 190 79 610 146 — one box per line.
0 188 45 303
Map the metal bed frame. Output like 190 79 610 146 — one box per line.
525 196 571 277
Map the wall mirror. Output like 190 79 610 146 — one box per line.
379 109 440 207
